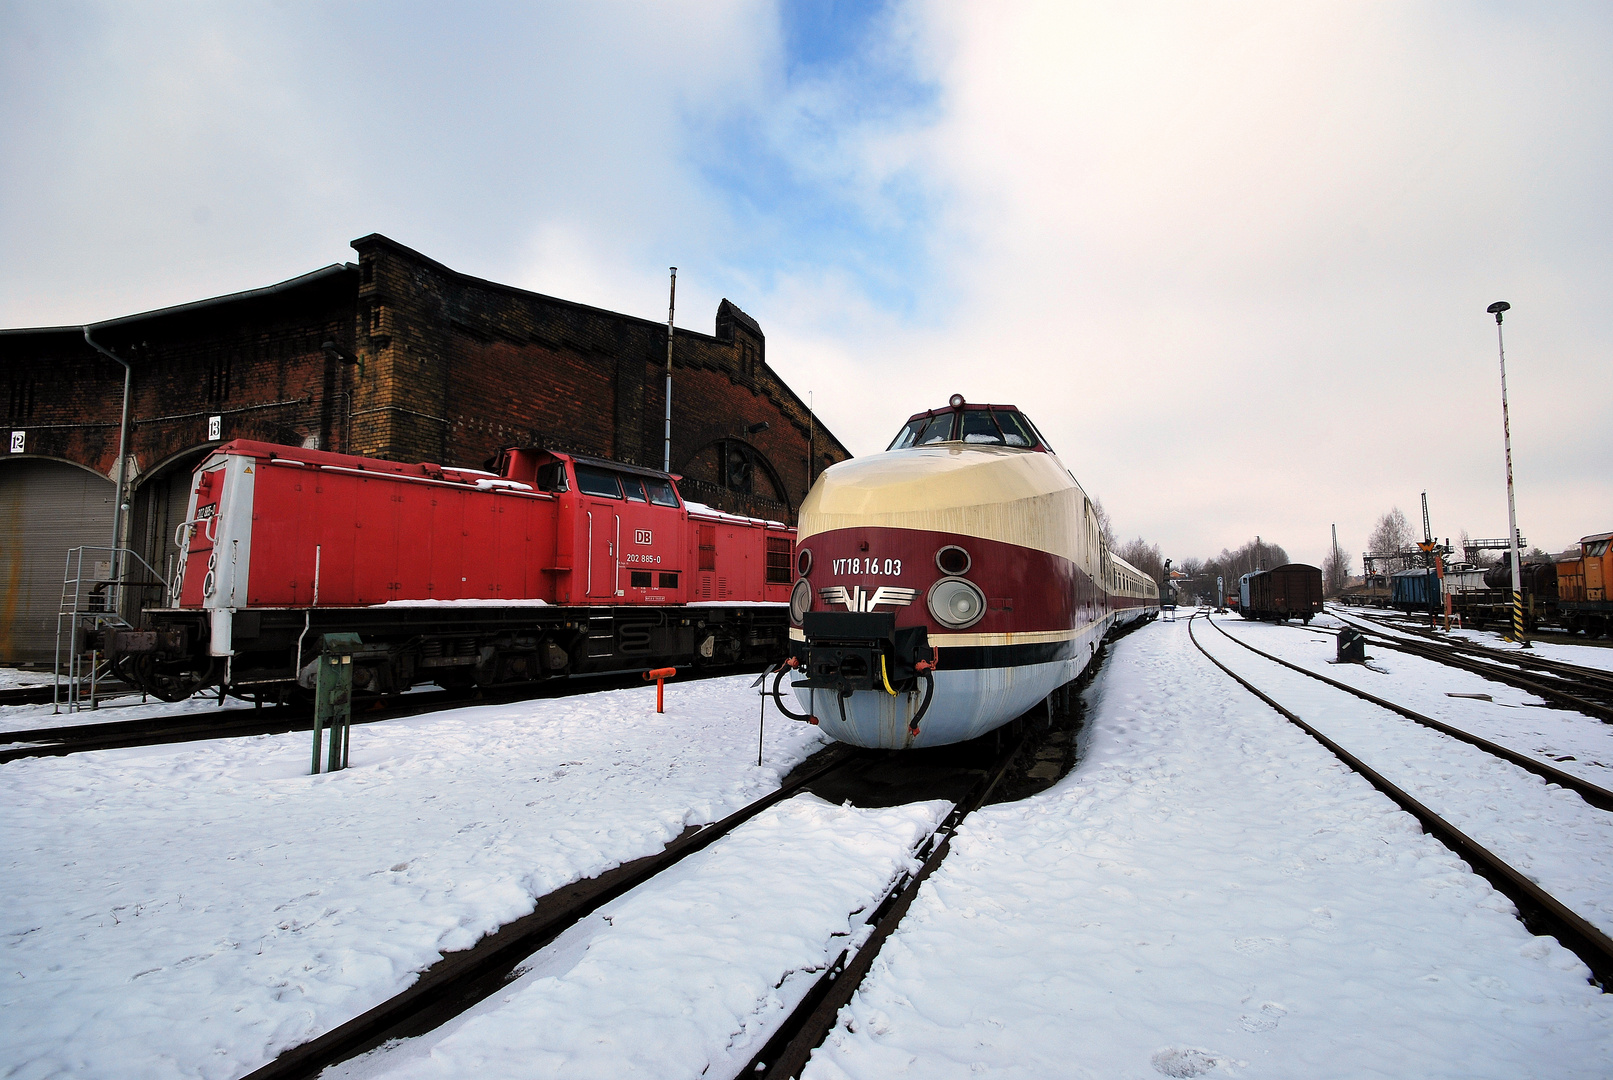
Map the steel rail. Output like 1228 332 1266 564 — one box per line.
1332 608 1613 695
1188 611 1613 989
1 668 764 763
236 745 866 1080
1206 616 1613 811
745 722 1035 1079
1329 610 1613 723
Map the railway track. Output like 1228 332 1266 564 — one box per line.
0 668 766 763
1333 608 1613 691
1189 611 1613 989
237 720 1034 1080
1326 608 1613 722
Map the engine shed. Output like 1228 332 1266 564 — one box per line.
0 235 850 664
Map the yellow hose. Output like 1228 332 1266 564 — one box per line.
879 653 898 695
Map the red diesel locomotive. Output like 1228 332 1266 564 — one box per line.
108 440 795 699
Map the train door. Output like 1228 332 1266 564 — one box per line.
574 463 623 600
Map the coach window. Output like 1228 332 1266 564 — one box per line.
621 476 647 502
644 477 680 507
575 464 623 499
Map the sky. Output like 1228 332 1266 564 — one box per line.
3 1 1609 569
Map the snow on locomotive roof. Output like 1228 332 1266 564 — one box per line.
682 500 786 529
374 598 551 608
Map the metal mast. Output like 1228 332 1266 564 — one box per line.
663 268 676 474
1488 300 1527 647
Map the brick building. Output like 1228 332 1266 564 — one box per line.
0 235 850 663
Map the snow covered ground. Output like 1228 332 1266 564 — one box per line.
0 667 57 689
0 675 827 1080
6 618 1613 1080
1330 606 1613 674
331 796 948 1080
1 683 257 736
806 616 1613 1080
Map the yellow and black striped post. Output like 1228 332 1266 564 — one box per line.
1511 589 1528 646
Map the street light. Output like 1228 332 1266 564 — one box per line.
1487 300 1528 648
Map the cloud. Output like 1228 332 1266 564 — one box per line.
3 0 1608 567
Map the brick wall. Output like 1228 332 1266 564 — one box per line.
1 235 849 527
349 235 850 519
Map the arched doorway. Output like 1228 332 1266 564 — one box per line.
0 458 115 666
677 438 793 521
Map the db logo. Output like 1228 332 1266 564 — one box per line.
635 530 652 545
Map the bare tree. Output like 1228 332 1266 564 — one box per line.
1367 508 1412 559
1091 498 1119 551
1116 537 1163 583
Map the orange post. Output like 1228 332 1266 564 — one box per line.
644 667 677 713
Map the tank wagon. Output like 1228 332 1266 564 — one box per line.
103 440 795 699
776 397 1159 750
1238 564 1324 623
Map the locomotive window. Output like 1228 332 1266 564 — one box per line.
575 465 623 498
995 411 1035 447
535 461 569 493
630 571 652 587
644 477 679 507
916 414 955 445
622 477 647 502
658 572 679 589
1588 540 1609 556
960 410 1005 444
887 419 925 451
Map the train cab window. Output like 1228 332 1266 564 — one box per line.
1589 540 1610 556
622 477 648 502
915 414 955 445
994 411 1036 448
575 464 623 498
535 461 569 493
644 477 680 507
960 410 1006 444
888 413 957 449
658 572 679 588
630 571 653 588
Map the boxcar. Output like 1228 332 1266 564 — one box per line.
1240 563 1324 623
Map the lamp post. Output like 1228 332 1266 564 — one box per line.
1487 300 1528 647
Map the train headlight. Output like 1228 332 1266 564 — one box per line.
789 579 813 624
935 545 971 576
927 577 986 628
797 548 812 577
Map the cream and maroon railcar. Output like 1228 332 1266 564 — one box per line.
779 398 1158 749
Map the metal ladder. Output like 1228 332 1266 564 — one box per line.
53 546 168 714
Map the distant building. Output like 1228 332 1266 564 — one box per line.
0 235 849 663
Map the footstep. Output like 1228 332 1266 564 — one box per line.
1239 1002 1286 1032
1152 1047 1225 1077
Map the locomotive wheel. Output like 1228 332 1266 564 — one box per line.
133 655 218 702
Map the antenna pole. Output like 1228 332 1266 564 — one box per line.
664 268 676 473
